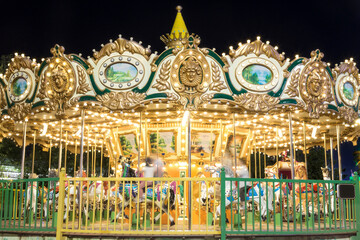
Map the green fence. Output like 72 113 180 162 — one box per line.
0 177 59 233
220 169 359 239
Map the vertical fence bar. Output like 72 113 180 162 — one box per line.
56 168 66 240
221 168 226 240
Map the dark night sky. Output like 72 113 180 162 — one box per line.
0 0 359 178
1 0 360 65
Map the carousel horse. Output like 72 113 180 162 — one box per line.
112 156 177 226
319 167 335 216
24 173 49 220
246 180 274 221
265 165 290 213
63 170 90 221
204 165 237 225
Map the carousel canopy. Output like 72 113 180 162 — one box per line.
0 6 359 163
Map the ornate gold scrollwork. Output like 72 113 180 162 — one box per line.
333 61 360 83
229 39 286 66
38 45 77 118
298 50 333 118
233 93 280 112
93 37 151 63
8 102 32 121
76 66 91 94
96 91 146 110
153 60 171 91
339 106 358 124
5 55 37 81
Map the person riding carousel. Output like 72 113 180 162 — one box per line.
139 157 157 201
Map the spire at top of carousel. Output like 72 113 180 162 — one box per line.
161 6 195 49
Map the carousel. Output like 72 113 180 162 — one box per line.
0 6 359 239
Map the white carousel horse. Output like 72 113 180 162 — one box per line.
24 173 49 220
204 165 237 224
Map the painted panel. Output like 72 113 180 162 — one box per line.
11 77 27 96
105 63 137 83
343 82 355 100
242 64 272 85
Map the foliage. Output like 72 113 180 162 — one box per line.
0 54 13 74
0 137 110 178
307 146 325 180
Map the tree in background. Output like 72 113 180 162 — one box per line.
0 54 13 73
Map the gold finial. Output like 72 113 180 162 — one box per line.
176 5 182 12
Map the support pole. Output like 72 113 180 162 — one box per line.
336 125 342 180
187 111 192 231
254 135 257 178
145 119 148 158
32 130 36 174
64 131 68 171
288 112 295 180
303 121 308 176
87 126 90 175
94 136 97 176
138 112 142 172
100 137 104 177
259 140 261 178
49 139 52 170
74 140 77 177
21 120 27 179
58 120 63 173
210 124 213 163
323 133 327 167
79 110 85 177
248 131 252 178
276 127 279 172
233 113 237 172
220 120 223 165
264 134 266 175
330 137 334 180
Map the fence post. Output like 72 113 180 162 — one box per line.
56 168 66 240
221 168 226 240
353 172 360 240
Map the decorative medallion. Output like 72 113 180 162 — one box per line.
297 50 333 118
235 58 280 92
230 39 288 93
168 37 212 109
38 45 77 118
98 55 145 90
5 55 37 103
233 93 279 111
96 91 146 110
338 77 358 106
333 61 359 107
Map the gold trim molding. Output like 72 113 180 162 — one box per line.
93 37 151 63
229 39 286 66
233 93 280 111
8 102 32 121
96 91 146 110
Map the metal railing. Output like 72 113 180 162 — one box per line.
0 177 59 233
220 169 359 239
56 168 221 238
1 169 360 240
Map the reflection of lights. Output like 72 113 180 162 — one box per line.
182 111 189 126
